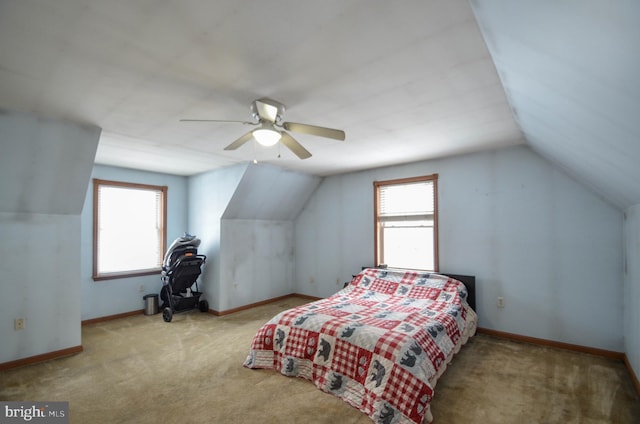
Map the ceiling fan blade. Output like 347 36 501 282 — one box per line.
282 122 345 141
180 119 256 125
280 132 312 159
224 131 254 151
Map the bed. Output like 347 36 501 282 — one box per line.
244 268 477 424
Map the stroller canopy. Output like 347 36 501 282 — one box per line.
163 233 201 269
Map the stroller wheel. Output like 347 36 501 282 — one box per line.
199 300 209 313
162 307 173 322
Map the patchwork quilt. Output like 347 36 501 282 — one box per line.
244 268 477 424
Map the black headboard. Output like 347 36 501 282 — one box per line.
440 272 476 312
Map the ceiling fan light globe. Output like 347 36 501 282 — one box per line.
253 128 281 146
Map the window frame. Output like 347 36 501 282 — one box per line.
92 178 168 281
373 174 439 272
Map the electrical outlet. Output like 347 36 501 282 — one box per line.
139 284 145 293
497 297 505 308
14 318 25 331
309 277 315 284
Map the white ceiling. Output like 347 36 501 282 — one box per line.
0 0 522 177
0 1 638 208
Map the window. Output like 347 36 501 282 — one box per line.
374 174 438 271
93 179 167 280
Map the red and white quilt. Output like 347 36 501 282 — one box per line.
244 268 477 424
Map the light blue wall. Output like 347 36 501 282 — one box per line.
295 145 624 351
0 111 100 363
2 123 631 364
188 163 248 312
624 204 640 380
220 219 294 310
79 165 188 321
217 163 320 310
1 214 82 363
77 161 320 320
188 162 320 312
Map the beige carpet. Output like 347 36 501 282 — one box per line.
1 296 639 423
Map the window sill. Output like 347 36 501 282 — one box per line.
93 268 161 281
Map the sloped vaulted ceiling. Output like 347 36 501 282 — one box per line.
0 110 100 214
222 163 321 220
0 1 638 209
471 0 640 209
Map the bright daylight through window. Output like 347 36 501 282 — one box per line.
93 179 167 280
374 174 438 272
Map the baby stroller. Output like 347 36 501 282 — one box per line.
160 233 208 322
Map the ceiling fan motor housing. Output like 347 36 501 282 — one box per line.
251 98 285 123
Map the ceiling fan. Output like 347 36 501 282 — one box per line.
180 98 345 159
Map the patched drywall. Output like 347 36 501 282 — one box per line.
219 219 295 311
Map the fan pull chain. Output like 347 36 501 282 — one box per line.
253 140 258 164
